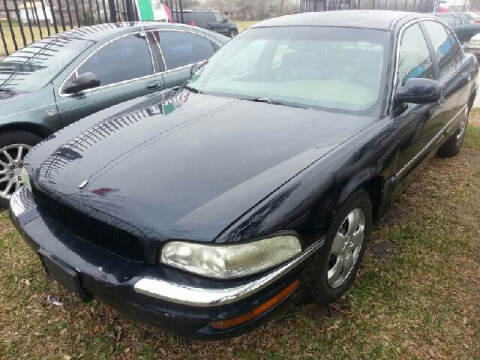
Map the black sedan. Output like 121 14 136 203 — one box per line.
0 22 227 207
10 11 477 339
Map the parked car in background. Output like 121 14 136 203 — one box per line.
454 12 480 24
464 32 480 58
0 22 227 207
432 12 464 27
173 9 238 37
10 11 477 339
432 12 480 42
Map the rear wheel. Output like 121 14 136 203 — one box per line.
312 189 372 304
0 131 42 208
438 106 469 157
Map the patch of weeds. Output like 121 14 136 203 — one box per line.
465 124 480 149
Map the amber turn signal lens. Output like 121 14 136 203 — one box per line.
211 280 300 330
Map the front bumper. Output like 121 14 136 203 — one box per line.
10 187 324 338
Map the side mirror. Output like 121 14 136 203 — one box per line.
190 60 208 79
394 78 442 106
63 72 100 94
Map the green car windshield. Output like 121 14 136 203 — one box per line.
0 34 94 92
189 26 391 115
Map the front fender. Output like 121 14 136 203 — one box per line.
335 168 378 208
0 85 61 135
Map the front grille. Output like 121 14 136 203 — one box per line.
32 186 146 262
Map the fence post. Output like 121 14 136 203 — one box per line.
22 0 35 42
12 0 27 47
0 18 9 56
179 0 184 23
3 1 17 51
39 0 52 36
101 0 108 22
125 0 134 21
108 0 117 22
56 0 67 31
47 0 59 33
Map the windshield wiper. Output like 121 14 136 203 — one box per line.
0 87 15 97
243 97 307 109
0 87 14 94
184 85 201 94
250 97 275 104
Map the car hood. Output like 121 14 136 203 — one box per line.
28 90 375 243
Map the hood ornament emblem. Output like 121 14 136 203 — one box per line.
78 180 89 189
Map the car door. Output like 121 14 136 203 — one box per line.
150 30 218 88
393 22 441 176
422 20 468 133
54 32 165 126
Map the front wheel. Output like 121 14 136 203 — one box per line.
0 130 42 208
438 106 469 157
312 189 372 305
229 29 238 38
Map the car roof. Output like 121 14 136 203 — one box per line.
252 10 435 31
33 21 228 51
57 22 203 42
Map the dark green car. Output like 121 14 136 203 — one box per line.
0 22 228 206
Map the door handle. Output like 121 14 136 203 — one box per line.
146 82 160 90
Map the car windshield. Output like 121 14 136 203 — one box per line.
189 26 391 115
0 33 93 92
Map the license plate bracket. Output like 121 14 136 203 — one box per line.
38 249 91 301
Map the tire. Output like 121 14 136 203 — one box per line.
229 29 238 38
438 106 469 158
312 189 372 305
0 130 42 209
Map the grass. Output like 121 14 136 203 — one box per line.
0 123 479 359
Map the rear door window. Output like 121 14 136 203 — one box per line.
422 21 458 77
76 33 153 88
156 31 216 70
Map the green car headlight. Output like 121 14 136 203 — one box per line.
159 235 302 279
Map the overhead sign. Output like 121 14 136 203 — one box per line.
136 0 172 22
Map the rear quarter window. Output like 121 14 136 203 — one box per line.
157 31 216 69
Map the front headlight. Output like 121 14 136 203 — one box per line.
19 167 31 192
159 234 302 279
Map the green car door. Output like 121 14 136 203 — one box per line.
53 32 166 126
150 30 219 88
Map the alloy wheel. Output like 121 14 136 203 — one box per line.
327 208 366 288
0 144 32 200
